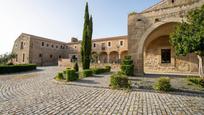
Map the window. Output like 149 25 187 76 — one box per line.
42 42 44 46
66 46 68 49
51 45 54 48
93 43 96 48
20 42 24 49
56 45 58 48
47 44 49 47
155 18 159 22
161 49 171 63
22 53 25 62
74 46 77 49
172 0 175 3
50 54 53 58
108 42 111 47
120 41 123 46
39 54 42 58
137 19 142 21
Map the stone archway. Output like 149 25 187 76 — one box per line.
109 51 119 63
132 20 198 75
99 52 108 63
120 50 128 61
134 20 182 75
91 52 99 63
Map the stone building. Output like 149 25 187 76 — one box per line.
12 33 128 66
128 0 204 75
67 36 128 63
12 33 69 66
12 0 204 75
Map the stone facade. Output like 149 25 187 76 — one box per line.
12 33 69 66
12 0 204 75
12 33 128 66
67 36 128 63
128 0 204 75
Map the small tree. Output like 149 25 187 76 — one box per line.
81 2 93 69
0 53 16 65
170 5 204 78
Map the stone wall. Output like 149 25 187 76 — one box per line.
128 0 204 75
144 36 198 73
12 33 69 66
12 34 31 64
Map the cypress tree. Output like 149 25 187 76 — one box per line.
81 2 93 69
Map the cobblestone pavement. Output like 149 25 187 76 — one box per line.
0 67 204 115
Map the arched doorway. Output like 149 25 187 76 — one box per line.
99 52 108 63
120 50 128 61
109 51 119 63
91 52 99 63
139 22 198 74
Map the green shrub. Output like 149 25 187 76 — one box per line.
121 65 134 76
63 70 66 74
0 64 37 74
122 60 133 65
187 76 204 87
121 56 134 76
74 62 79 72
110 72 131 89
55 72 64 80
82 69 93 77
105 66 111 72
154 77 171 92
129 11 136 16
92 66 111 74
66 69 78 81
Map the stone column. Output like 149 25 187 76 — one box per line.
107 53 110 63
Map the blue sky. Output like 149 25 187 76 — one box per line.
0 0 160 54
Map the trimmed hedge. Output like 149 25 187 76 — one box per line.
82 69 93 77
92 66 111 74
121 56 134 76
110 72 131 89
105 66 111 72
66 69 78 81
153 77 171 92
0 64 37 74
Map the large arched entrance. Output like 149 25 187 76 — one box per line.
137 22 198 74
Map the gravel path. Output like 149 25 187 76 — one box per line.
0 66 204 114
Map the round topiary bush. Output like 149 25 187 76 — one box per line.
153 77 171 92
110 72 131 89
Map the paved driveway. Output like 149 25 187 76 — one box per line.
0 66 204 115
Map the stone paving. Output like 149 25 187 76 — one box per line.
0 67 204 115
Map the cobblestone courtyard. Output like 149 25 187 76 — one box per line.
0 67 204 115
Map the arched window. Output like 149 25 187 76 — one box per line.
172 0 175 3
